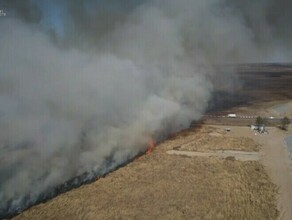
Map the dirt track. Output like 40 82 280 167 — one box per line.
167 150 260 161
259 128 292 220
212 125 292 220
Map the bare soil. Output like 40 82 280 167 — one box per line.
259 127 292 220
167 150 260 161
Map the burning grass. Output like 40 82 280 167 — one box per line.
14 126 277 220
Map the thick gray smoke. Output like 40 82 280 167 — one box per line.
0 0 291 216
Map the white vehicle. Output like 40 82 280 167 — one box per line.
227 114 237 118
269 116 275 119
250 125 257 130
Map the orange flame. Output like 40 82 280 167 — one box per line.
146 139 156 155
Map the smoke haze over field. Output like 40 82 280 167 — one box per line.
0 0 292 216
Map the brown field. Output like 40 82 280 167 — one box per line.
14 126 278 220
164 126 260 152
12 64 292 219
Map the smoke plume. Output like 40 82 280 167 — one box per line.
0 0 291 216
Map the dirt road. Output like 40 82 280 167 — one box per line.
212 125 292 220
166 150 260 161
259 128 292 220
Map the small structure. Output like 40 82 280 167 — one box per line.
250 125 267 134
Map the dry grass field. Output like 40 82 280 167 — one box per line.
166 126 260 152
14 126 278 220
11 64 292 220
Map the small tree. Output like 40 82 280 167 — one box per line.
256 116 266 126
281 117 290 130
